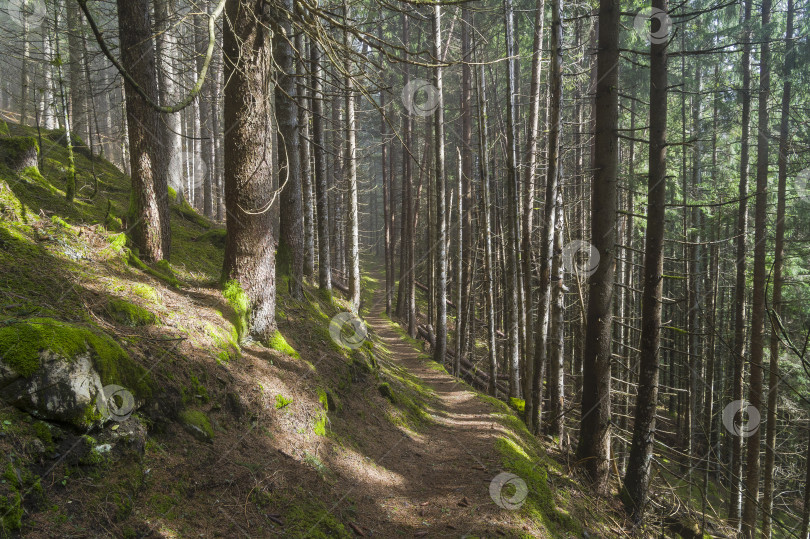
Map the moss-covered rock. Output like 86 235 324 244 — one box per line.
0 318 151 429
0 120 9 137
107 298 158 327
179 409 214 443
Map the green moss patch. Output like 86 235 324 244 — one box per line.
179 409 214 442
313 409 328 436
489 408 581 536
0 136 38 166
377 382 395 403
32 420 55 452
508 397 526 414
130 283 159 303
171 197 210 229
268 330 299 358
0 492 22 532
0 317 152 397
125 248 187 288
275 490 351 538
107 298 158 327
222 279 249 342
194 228 226 248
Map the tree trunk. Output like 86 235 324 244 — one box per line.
431 4 447 366
802 428 810 539
622 0 668 519
153 0 183 203
761 3 792 536
222 0 278 342
547 186 565 438
475 59 497 397
344 2 360 312
577 0 618 494
273 0 304 299
195 9 215 218
741 0 772 534
521 0 546 405
117 0 169 261
296 30 316 279
309 29 332 296
729 0 752 526
20 11 31 126
68 0 87 144
529 0 562 434
459 5 474 370
502 0 522 400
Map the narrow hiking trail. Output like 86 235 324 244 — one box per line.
342 281 537 537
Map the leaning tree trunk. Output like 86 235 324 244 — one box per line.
577 0 618 494
222 0 278 342
273 0 304 299
622 0 668 520
117 0 170 261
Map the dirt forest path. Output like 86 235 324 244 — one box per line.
351 280 523 537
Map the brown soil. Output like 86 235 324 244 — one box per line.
330 287 532 537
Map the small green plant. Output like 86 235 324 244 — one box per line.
275 394 293 409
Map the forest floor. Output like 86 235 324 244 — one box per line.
0 117 621 538
344 282 538 536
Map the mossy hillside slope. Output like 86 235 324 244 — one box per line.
0 119 623 538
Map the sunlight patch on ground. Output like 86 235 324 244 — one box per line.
329 445 407 490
